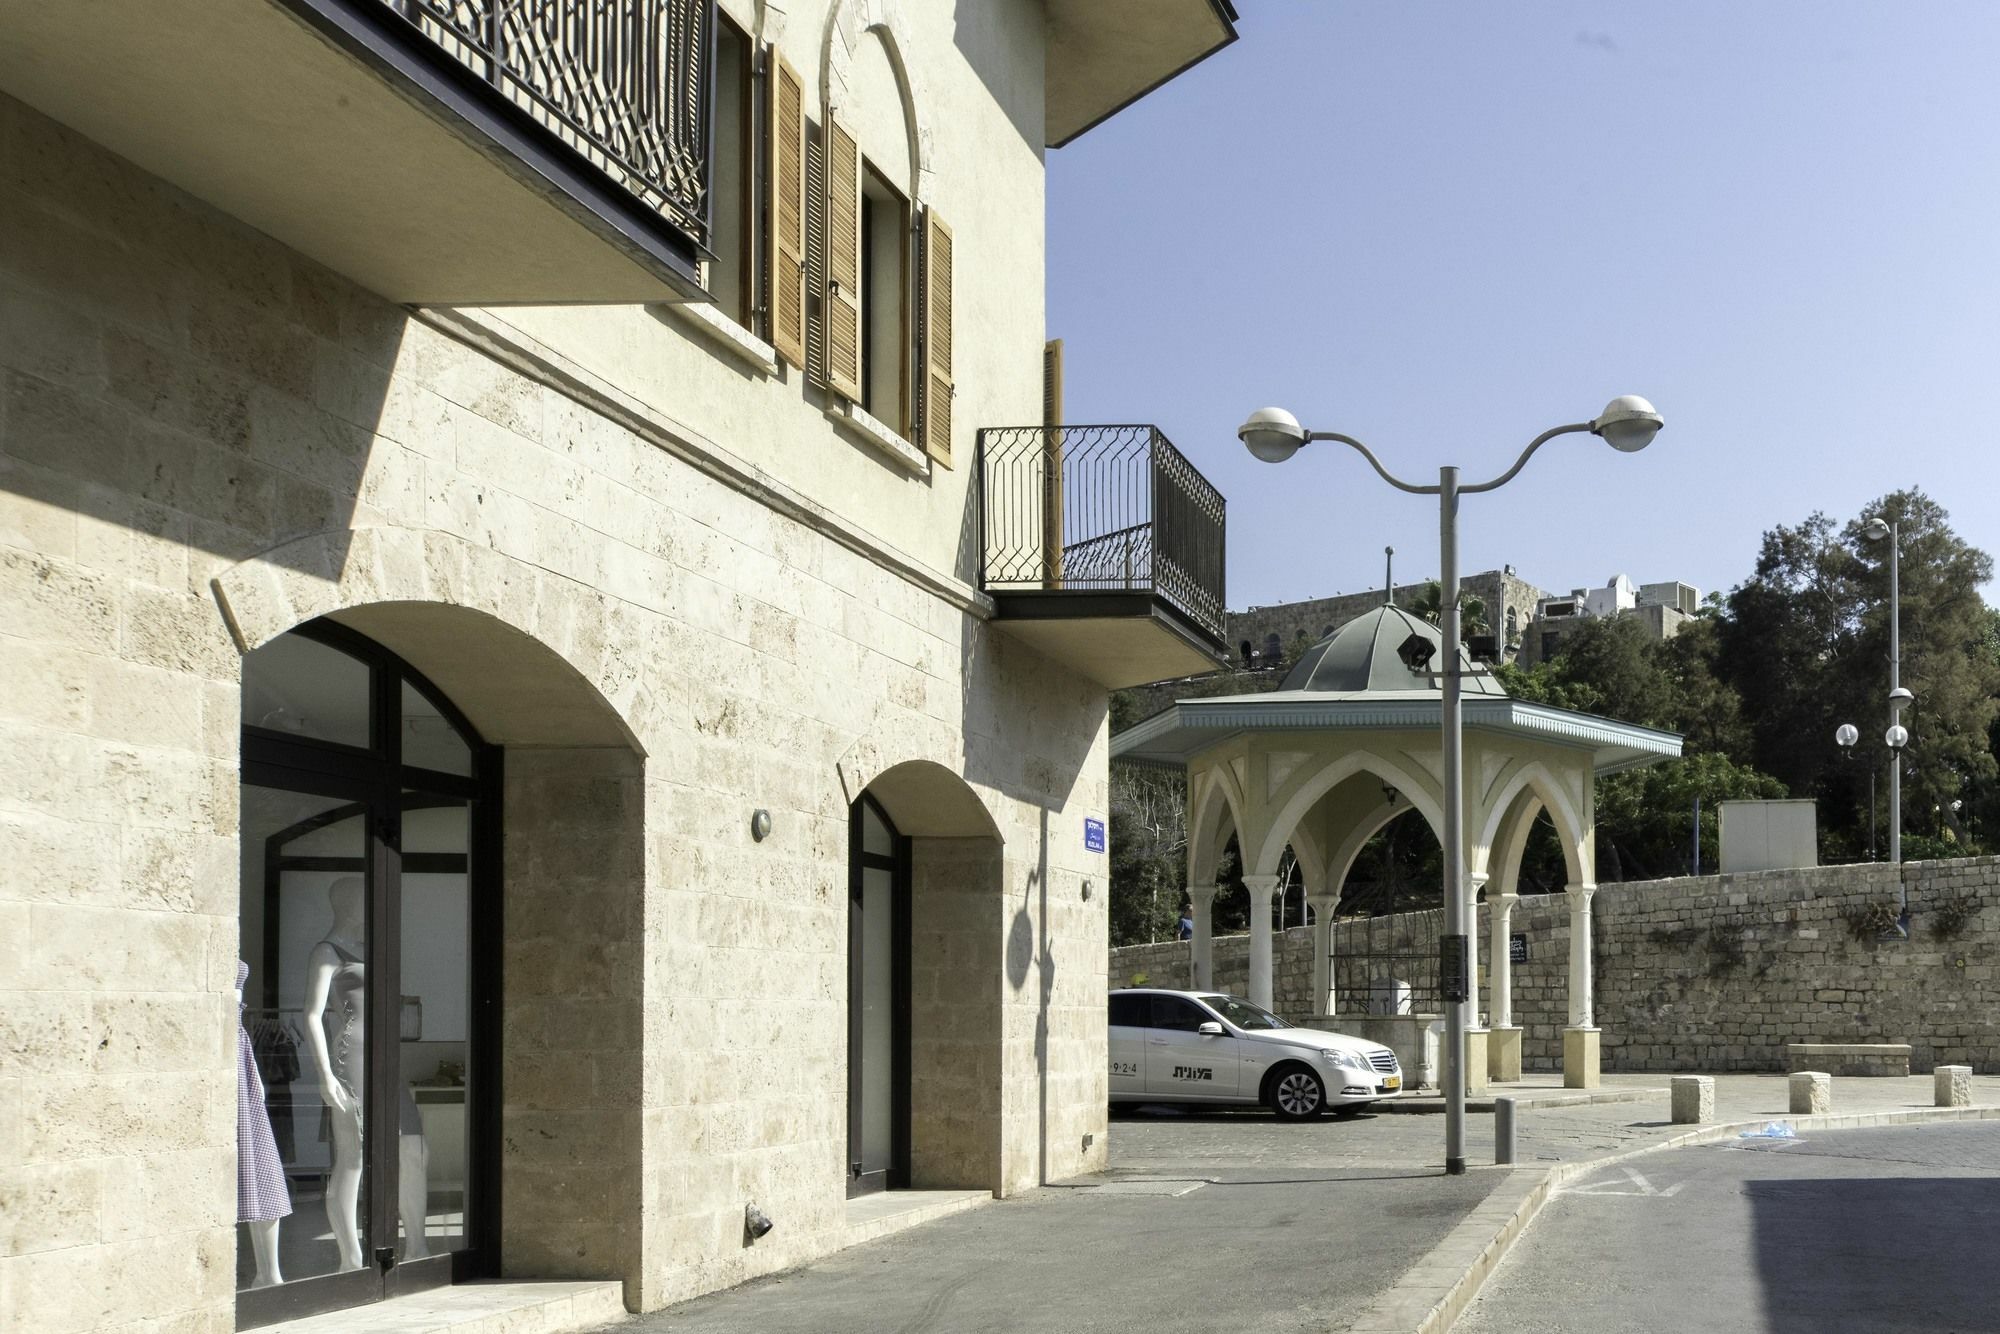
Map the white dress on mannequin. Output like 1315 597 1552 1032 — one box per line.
302 878 431 1271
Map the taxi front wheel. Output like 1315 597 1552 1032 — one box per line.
1268 1064 1326 1120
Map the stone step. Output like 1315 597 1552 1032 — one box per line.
264 1280 626 1334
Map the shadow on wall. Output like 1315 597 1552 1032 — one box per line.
1748 1175 1999 1333
951 0 1044 154
2 97 405 581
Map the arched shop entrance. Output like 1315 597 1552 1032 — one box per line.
236 619 500 1326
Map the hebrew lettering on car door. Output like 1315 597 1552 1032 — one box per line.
1143 995 1240 1097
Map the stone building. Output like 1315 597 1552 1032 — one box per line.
1230 567 1549 670
1514 575 1701 667
0 2 1236 1330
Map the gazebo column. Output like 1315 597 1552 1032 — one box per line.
1563 882 1599 1089
1487 888 1522 1082
1244 874 1282 1010
1308 889 1340 1018
1188 884 1219 989
1462 872 1489 1095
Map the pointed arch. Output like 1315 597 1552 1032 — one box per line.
1474 758 1587 886
1487 788 1546 898
1325 799 1421 902
1187 760 1246 886
1253 750 1444 881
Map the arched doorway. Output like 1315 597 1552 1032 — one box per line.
235 619 500 1325
847 760 1005 1198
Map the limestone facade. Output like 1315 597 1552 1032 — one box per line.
0 0 1163 1323
1111 857 2000 1075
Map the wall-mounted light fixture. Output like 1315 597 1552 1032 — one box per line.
750 809 773 842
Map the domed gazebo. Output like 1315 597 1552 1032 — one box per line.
1112 604 1681 1087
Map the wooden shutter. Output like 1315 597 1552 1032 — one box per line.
1041 339 1063 425
919 208 954 466
822 116 863 402
766 50 806 370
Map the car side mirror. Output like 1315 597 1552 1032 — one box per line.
1196 1021 1224 1037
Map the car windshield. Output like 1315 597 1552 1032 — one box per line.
1198 994 1290 1030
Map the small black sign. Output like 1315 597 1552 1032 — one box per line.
1440 934 1469 1003
1509 932 1529 965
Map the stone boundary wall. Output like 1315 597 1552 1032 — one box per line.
1111 857 2000 1074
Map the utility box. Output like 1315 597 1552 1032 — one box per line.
1719 799 1819 873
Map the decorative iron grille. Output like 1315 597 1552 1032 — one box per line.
978 425 1226 642
381 0 709 243
1332 906 1444 1014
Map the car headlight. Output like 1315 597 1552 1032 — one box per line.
1319 1049 1365 1070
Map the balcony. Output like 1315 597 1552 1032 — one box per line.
0 0 711 304
979 425 1227 690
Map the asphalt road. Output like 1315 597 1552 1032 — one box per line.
612 1163 1501 1334
1455 1121 2000 1334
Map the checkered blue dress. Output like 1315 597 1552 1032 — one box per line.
237 962 292 1223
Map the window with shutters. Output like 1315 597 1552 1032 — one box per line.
706 14 756 330
859 164 911 434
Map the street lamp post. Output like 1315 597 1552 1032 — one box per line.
1862 517 1909 867
1237 396 1663 1175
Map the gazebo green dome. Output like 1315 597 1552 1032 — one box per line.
1279 604 1508 697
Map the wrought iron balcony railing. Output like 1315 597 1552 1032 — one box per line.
978 425 1227 644
380 0 709 245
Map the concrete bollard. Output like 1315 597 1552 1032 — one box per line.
1789 1070 1832 1115
1494 1097 1516 1165
1935 1065 1973 1108
1670 1075 1715 1124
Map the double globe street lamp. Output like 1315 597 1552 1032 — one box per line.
1237 396 1664 1175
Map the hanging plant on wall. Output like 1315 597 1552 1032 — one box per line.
1841 900 1901 941
1929 895 1978 941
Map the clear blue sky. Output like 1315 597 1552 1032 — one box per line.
1047 3 2000 611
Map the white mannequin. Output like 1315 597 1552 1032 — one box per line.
302 877 432 1270
236 971 284 1289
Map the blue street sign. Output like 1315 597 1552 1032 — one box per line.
1084 818 1106 853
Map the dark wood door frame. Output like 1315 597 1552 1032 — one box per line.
847 793 911 1198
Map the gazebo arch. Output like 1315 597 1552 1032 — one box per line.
1474 758 1587 887
1112 603 1681 1091
1251 748 1443 881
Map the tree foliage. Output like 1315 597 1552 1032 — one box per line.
1106 488 1997 925
1718 490 1998 857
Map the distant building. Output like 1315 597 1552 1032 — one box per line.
1516 576 1701 667
1228 569 1699 676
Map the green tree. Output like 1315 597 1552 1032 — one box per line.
1409 580 1489 635
1718 490 1998 857
1592 752 1788 881
1106 766 1188 946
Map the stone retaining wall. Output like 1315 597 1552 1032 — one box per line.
1111 857 2000 1074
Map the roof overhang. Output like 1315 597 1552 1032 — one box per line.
1046 0 1239 148
1111 691 1685 776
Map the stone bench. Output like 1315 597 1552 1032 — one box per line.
1785 1043 1911 1078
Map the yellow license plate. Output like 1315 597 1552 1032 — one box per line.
1383 1075 1401 1090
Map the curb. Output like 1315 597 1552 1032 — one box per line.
1381 1087 1662 1114
1343 1102 2000 1334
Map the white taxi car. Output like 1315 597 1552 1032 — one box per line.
1108 988 1403 1119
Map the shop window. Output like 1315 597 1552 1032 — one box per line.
236 622 495 1326
243 634 372 749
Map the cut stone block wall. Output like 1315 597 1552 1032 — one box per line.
1111 857 2000 1074
0 37 1106 1326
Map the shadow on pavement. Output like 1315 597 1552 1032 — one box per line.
1749 1177 2000 1332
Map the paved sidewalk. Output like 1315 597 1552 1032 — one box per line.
596 1073 2000 1334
